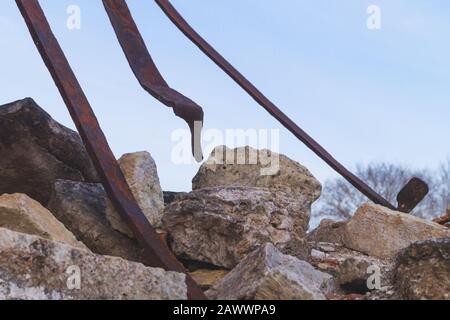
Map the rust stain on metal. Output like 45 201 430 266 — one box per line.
155 0 429 212
103 0 203 161
15 0 205 300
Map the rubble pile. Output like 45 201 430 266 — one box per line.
0 98 448 300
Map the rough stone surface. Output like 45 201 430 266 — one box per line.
393 238 450 300
308 242 392 294
343 204 450 259
307 219 347 244
164 191 187 205
0 227 187 300
0 98 99 205
47 180 146 263
0 193 86 250
193 146 321 202
337 256 386 294
189 269 229 291
106 152 164 238
206 244 333 300
163 187 312 268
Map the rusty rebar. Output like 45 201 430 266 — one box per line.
15 0 205 300
155 0 430 211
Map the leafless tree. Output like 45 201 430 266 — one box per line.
435 158 450 211
313 161 448 221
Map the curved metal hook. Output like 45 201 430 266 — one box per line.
103 0 203 161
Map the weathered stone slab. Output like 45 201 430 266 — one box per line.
0 193 86 250
0 98 99 205
163 187 311 268
193 146 321 202
0 227 187 300
106 151 164 238
47 180 146 263
343 204 450 259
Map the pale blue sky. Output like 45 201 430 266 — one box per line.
1 1 449 192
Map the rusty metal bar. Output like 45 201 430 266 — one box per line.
15 0 205 300
396 178 429 213
103 0 203 161
154 0 430 211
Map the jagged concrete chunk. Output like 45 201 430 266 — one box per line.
163 187 311 268
394 238 450 300
193 146 321 202
106 151 164 238
206 244 332 300
0 98 99 205
0 228 186 300
0 193 87 250
47 180 146 263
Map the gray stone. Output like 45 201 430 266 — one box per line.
310 205 450 259
307 219 347 244
193 146 321 202
163 191 187 206
393 238 450 300
163 187 311 268
47 180 146 263
0 98 99 205
0 227 187 300
206 244 333 300
106 152 164 238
